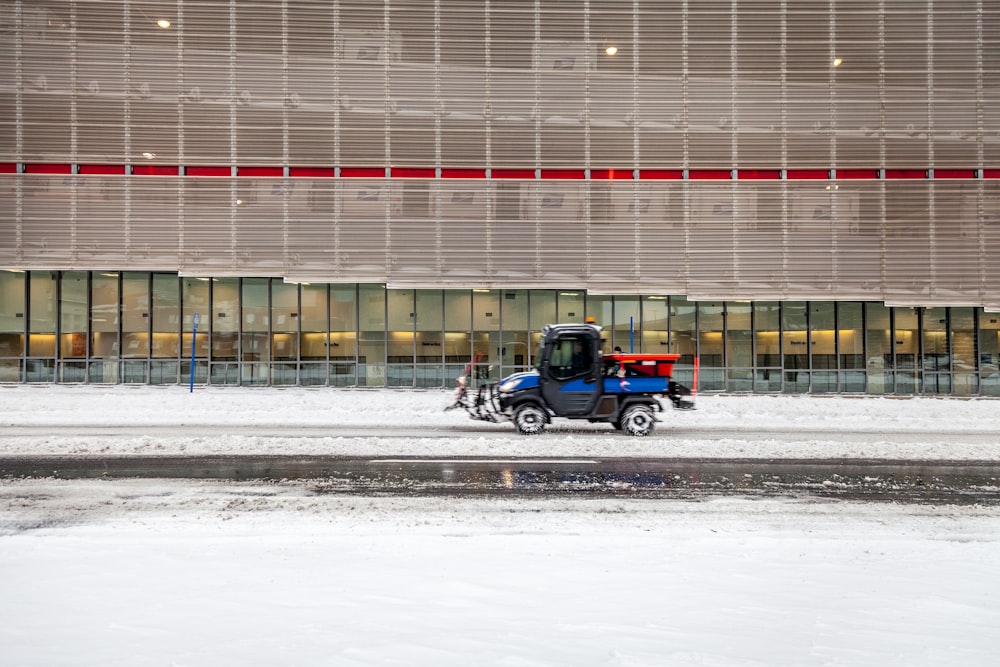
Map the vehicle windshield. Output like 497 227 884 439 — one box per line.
533 338 546 371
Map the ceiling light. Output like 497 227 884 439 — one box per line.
157 19 171 29
832 57 842 67
605 45 618 56
141 152 156 160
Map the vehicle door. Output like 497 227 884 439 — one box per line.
540 332 601 416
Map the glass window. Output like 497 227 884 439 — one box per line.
838 302 865 392
640 296 670 356
472 290 499 381
754 301 781 391
211 278 239 361
557 291 585 323
444 289 471 364
726 302 753 367
182 278 211 359
122 273 150 359
151 274 179 359
60 271 88 359
894 307 919 394
921 306 949 372
529 290 556 330
387 289 415 371
670 296 697 369
698 302 725 391
299 283 329 362
950 308 977 395
500 289 530 372
810 302 836 370
838 303 864 369
725 302 753 392
358 284 386 386
0 271 26 358
28 272 58 357
697 302 724 367
781 302 808 392
414 289 442 357
980 311 1000 396
587 295 613 340
754 302 781 367
91 273 119 357
865 302 892 394
272 281 299 361
612 296 639 353
90 273 120 383
413 289 443 387
330 285 357 360
241 278 269 385
528 290 557 355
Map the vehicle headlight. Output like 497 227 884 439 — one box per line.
499 379 519 393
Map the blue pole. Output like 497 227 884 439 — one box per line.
629 316 634 352
189 312 199 393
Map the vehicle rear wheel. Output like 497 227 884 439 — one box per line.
620 405 655 436
513 404 547 435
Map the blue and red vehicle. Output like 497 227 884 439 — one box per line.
459 322 694 436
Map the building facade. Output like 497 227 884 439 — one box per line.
1 1 998 394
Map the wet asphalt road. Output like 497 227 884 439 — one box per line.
2 454 999 505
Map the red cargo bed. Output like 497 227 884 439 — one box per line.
603 353 681 378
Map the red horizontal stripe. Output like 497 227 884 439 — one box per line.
79 164 126 175
3 163 995 181
884 168 927 179
289 166 336 177
540 169 585 180
341 167 386 178
737 169 781 180
590 169 632 180
239 166 284 177
440 168 486 179
186 165 231 177
639 169 684 180
786 169 830 180
25 163 73 174
132 164 179 176
688 169 732 180
491 168 536 179
390 167 436 178
835 169 878 179
933 168 976 179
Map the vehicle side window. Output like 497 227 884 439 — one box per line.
550 336 591 380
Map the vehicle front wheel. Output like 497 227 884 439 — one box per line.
620 405 655 436
513 404 547 435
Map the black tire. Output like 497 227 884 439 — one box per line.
620 404 655 436
513 403 547 435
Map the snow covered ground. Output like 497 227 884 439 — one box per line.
2 386 999 666
2 384 999 459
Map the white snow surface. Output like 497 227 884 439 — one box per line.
2 386 999 666
2 384 999 459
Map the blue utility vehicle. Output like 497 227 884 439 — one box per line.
458 322 693 436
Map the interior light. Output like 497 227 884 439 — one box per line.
605 45 618 56
832 57 843 67
157 19 171 29
142 152 156 160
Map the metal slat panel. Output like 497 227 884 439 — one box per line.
2 0 997 307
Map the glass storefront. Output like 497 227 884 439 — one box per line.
1 269 999 396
